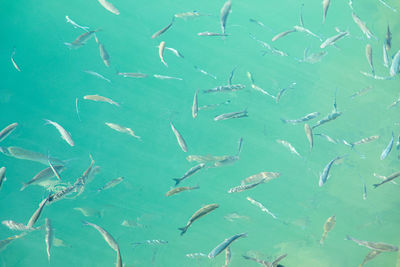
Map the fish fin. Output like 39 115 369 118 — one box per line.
178 226 188 235
173 178 181 186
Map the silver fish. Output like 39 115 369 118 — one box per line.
116 248 122 267
352 12 376 39
132 239 168 246
153 74 182 80
0 167 6 190
350 135 379 147
373 171 400 188
82 221 119 251
298 48 327 64
0 146 64 165
276 139 301 157
105 123 141 139
27 197 49 228
208 233 247 258
97 0 120 15
65 16 89 31
362 182 367 200
247 196 277 219
179 203 219 235
314 133 338 144
84 70 111 83
44 119 74 147
322 0 330 23
385 25 392 51
203 84 245 94
159 41 168 67
346 235 398 252
199 100 231 111
194 65 217 79
97 177 124 192
2 220 36 231
214 110 248 121
312 111 342 129
249 18 266 28
20 165 64 191
319 156 343 187
241 172 279 185
220 0 232 35
45 218 53 262
0 232 27 251
97 39 110 67
192 90 198 118
152 17 174 39
165 47 184 58
389 49 400 77
84 95 119 107
224 247 231 267
380 132 394 160
65 30 99 48
198 32 229 37
170 122 188 152
228 179 265 193
272 29 297 42
10 47 21 72
0 122 18 143
320 31 349 49
383 44 390 68
117 72 147 78
281 112 320 124
186 253 207 258
365 44 374 75
293 25 322 41
359 250 381 267
304 123 313 152
350 86 372 99
173 163 205 186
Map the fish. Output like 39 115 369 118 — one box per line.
378 0 398 13
173 163 205 186
228 179 266 193
194 65 217 79
20 165 64 191
346 235 398 252
304 123 313 152
44 119 74 147
362 182 367 200
359 250 381 267
383 44 390 68
0 232 27 251
153 74 182 80
84 95 119 107
385 25 392 51
105 123 141 140
243 254 287 267
212 155 240 168
152 17 174 39
252 84 276 99
75 98 81 121
198 32 229 37
0 146 64 165
208 233 247 259
380 132 394 160
276 139 301 157
192 90 198 118
186 154 230 163
312 110 342 129
365 44 374 76
0 122 18 143
389 49 400 77
165 185 199 196
116 72 147 78
241 172 280 185
0 167 6 190
224 213 249 222
203 84 245 94
322 0 330 23
214 110 248 121
281 112 320 124
249 18 266 28
174 11 204 19
224 247 232 267
96 39 110 67
272 29 297 42
199 100 231 111
165 47 184 58
116 248 122 267
2 220 36 231
319 156 343 187
373 171 400 188
159 41 168 67
64 30 99 48
350 86 372 99
74 207 103 218
350 135 379 147
170 122 188 152
247 196 277 219
27 196 49 228
97 177 124 192
45 218 53 262
298 48 327 64
220 0 232 35
132 239 168 247
352 12 376 39
320 215 336 244
360 71 394 80
84 70 111 83
10 47 21 72
186 253 207 258
314 133 338 144
293 25 322 40
228 66 237 86
65 16 89 31
97 0 120 15
320 31 349 49
82 221 119 251
178 203 219 235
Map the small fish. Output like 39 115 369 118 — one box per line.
314 133 338 144
276 139 301 157
224 247 231 267
65 16 89 31
228 179 266 193
82 221 119 251
208 233 247 259
97 177 124 192
159 41 168 67
320 31 349 49
117 72 147 78
185 253 207 258
203 84 245 94
380 132 394 160
173 163 205 186
0 146 64 165
0 232 27 251
359 250 381 267
0 122 18 143
0 167 6 190
170 122 188 152
322 0 330 23
96 39 110 67
378 0 398 13
241 172 280 185
84 95 119 107
346 235 398 252
174 11 204 19
385 25 392 51
75 97 81 121
247 196 277 219
383 44 390 68
152 17 174 39
165 185 199 196
194 65 217 79
192 90 198 118
97 0 120 15
178 204 219 235
373 171 400 188
365 44 374 76
132 240 168 247
27 196 49 229
44 119 74 147
212 155 240 168
165 47 184 58
228 66 237 85
312 110 342 129
320 215 336 244
199 100 231 111
293 25 322 40
319 156 343 187
20 165 64 191
220 0 232 35
84 70 111 83
10 47 21 72
272 29 297 42
298 49 327 64
362 182 367 200
304 123 313 152
153 74 182 80
74 207 102 218
45 218 53 262
105 123 141 140
2 220 36 231
116 248 122 267
350 86 372 99
249 18 265 28
214 110 248 121
252 84 276 99
281 112 320 124
352 12 376 39
351 135 379 146
198 32 229 37
389 49 400 77
65 30 99 48
186 155 230 163
360 71 394 80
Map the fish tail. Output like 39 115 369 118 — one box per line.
280 118 287 123
345 235 352 241
178 226 188 235
173 178 181 186
372 184 379 189
20 183 27 191
81 220 90 226
192 185 200 190
43 119 51 125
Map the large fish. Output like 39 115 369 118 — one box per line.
208 233 247 258
44 119 74 147
27 196 49 228
82 221 119 251
0 122 18 142
178 204 219 235
20 165 64 191
0 146 64 165
352 12 376 39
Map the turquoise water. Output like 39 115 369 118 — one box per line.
1 0 400 266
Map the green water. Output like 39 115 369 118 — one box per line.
1 0 400 266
